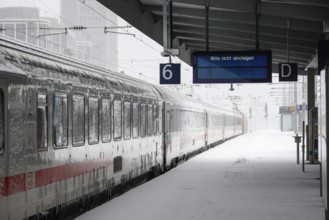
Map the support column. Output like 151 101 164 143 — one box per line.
322 21 329 220
307 68 315 161
162 0 168 50
205 3 209 51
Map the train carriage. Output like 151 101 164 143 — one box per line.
0 36 245 220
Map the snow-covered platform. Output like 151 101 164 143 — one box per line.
76 130 324 220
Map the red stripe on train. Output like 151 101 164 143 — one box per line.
0 174 26 197
0 159 112 197
35 160 112 187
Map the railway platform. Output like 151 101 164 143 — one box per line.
76 130 324 220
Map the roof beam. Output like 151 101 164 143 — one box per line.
176 32 315 61
181 38 314 60
173 28 317 49
170 17 321 41
168 0 329 21
146 5 323 33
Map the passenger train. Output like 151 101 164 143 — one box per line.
0 36 246 220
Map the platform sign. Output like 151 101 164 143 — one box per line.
318 40 329 75
296 104 307 111
279 63 298 82
160 63 181 84
192 51 272 83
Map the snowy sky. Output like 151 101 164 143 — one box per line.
1 0 60 18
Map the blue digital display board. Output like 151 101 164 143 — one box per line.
192 51 272 83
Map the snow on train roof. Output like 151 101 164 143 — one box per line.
197 99 242 116
0 36 160 99
155 86 205 110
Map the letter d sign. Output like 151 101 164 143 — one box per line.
279 63 298 82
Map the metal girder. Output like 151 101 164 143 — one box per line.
169 17 321 41
172 24 317 46
181 38 314 62
173 29 317 49
146 5 323 33
167 0 329 21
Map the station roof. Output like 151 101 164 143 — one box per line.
97 0 329 73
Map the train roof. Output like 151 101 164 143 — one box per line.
0 36 243 116
0 36 160 100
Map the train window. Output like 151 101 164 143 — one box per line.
140 104 146 138
37 91 48 150
153 105 157 135
132 103 139 138
101 98 111 143
53 92 68 148
147 104 153 136
16 23 27 42
72 95 85 146
5 23 14 38
123 101 131 140
0 89 4 154
88 97 99 144
113 100 122 140
147 105 153 136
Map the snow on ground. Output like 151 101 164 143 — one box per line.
76 130 325 220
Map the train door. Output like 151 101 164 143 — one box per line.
0 78 7 219
222 113 226 140
205 111 208 148
233 115 236 136
163 102 171 170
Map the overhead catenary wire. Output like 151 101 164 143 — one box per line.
0 24 144 76
2 0 179 83
77 0 162 53
28 0 157 75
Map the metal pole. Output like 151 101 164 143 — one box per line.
255 0 261 50
169 0 173 49
306 124 309 161
320 162 323 197
205 3 209 51
302 121 305 172
297 138 300 164
163 0 168 50
287 19 290 63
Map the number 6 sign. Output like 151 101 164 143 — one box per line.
160 63 181 84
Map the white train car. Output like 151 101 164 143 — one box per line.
0 37 245 220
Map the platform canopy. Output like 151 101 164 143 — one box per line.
97 0 329 74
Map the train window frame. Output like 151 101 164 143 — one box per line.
157 104 161 135
0 89 4 155
113 99 122 141
72 94 85 147
101 98 111 143
132 102 139 139
153 104 157 135
53 91 68 148
88 97 99 145
140 102 146 138
36 90 48 151
123 101 131 140
147 103 153 136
